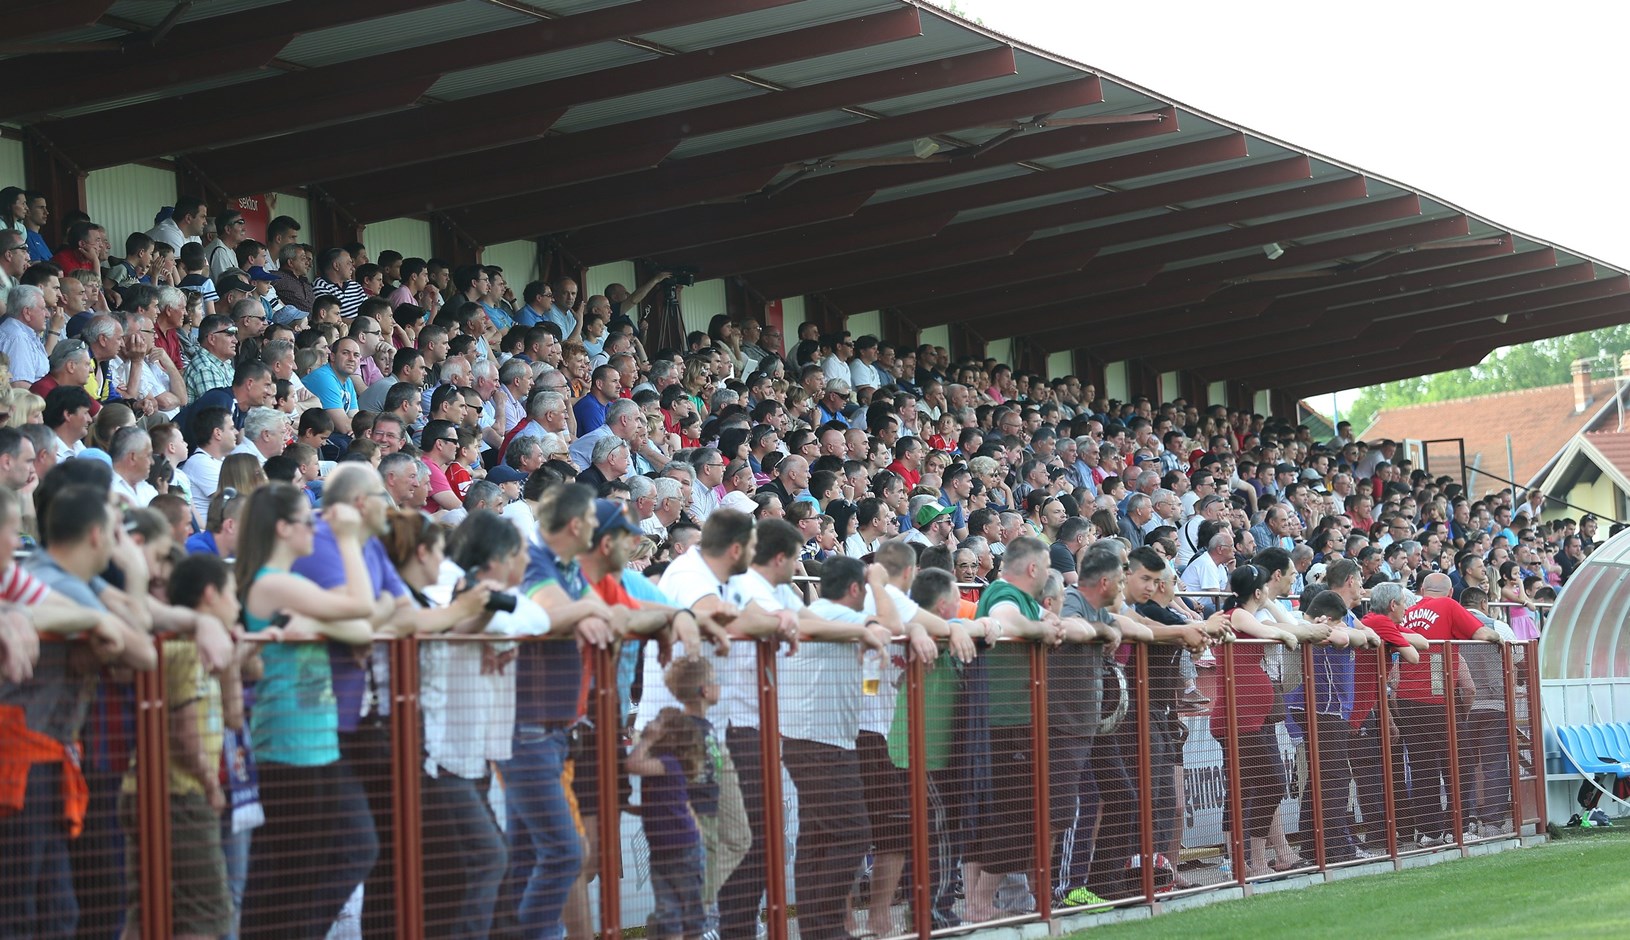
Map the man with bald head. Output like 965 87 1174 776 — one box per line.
1394 571 1501 845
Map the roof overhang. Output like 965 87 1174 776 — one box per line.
15 0 1629 396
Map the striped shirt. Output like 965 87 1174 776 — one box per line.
0 564 48 606
312 276 368 319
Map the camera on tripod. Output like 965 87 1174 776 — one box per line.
662 266 699 289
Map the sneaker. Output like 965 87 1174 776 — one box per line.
1196 649 1217 668
1464 820 1483 840
1181 688 1212 706
1062 886 1106 907
1352 846 1379 860
1417 832 1439 847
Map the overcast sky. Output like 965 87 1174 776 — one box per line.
952 0 1630 411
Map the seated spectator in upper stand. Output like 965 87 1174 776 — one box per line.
0 199 1563 938
312 247 368 320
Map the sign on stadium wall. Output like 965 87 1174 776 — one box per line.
231 193 274 244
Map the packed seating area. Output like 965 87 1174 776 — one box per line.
0 197 1565 939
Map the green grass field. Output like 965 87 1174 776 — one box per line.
1073 829 1630 939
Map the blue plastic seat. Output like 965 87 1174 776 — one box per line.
1558 725 1630 777
1586 725 1624 766
1607 723 1630 763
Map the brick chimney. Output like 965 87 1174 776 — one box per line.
1572 358 1595 413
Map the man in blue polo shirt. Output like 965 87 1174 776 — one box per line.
506 483 615 940
572 364 620 436
302 336 363 436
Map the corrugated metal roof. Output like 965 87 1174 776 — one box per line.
9 0 1625 397
50 71 271 120
640 0 899 50
280 2 531 68
555 77 765 134
427 40 655 99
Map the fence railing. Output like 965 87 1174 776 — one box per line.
19 625 1544 940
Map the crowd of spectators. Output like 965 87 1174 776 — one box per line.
0 194 1582 938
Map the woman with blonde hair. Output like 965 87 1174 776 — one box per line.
218 452 269 498
6 387 45 424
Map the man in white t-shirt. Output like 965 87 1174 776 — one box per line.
783 553 895 940
645 512 797 940
180 405 236 522
852 539 967 933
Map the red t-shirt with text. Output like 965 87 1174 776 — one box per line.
1396 596 1483 704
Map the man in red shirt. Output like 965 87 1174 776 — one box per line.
885 436 923 490
1394 572 1500 845
50 220 105 277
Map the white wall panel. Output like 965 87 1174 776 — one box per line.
919 325 949 353
0 138 24 189
1160 371 1179 402
1047 351 1073 381
585 261 636 300
86 163 177 245
481 240 539 288
845 310 880 339
1208 381 1226 408
682 278 727 335
268 191 309 237
362 217 431 261
1253 389 1272 416
1105 361 1129 403
986 338 1011 369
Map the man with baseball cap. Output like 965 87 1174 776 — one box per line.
904 502 955 548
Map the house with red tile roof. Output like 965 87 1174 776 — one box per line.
1362 359 1630 523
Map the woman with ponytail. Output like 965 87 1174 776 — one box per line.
1208 563 1301 879
235 483 380 939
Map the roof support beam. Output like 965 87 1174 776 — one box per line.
547 77 1106 262
682 210 961 275
198 43 1013 196
1206 274 1630 384
194 103 570 196
1019 214 1474 344
1132 248 1572 367
4 0 114 45
817 135 1273 309
39 0 814 168
339 8 934 222
458 105 1178 246
899 174 1369 328
0 0 457 123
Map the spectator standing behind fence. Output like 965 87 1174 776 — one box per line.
1209 564 1302 880
1394 572 1502 847
663 656 749 934
384 507 515 939
234 485 379 940
503 484 616 940
1 485 155 936
629 707 708 940
781 556 896 940
1457 586 1517 838
966 536 1063 920
117 553 248 940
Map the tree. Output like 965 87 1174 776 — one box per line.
1347 323 1630 432
927 1 986 26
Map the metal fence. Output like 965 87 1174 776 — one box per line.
16 618 1544 940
